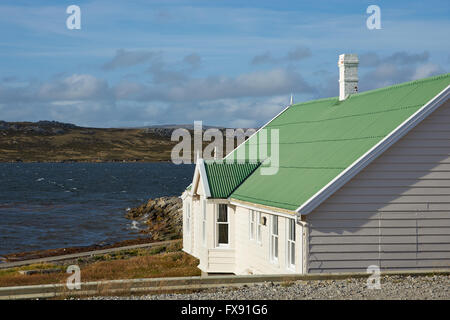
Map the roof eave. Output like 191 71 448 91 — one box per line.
296 84 450 215
191 159 211 198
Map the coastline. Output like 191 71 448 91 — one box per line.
0 237 163 263
1 196 183 263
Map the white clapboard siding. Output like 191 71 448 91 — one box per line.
207 249 235 273
307 99 450 273
233 205 303 275
381 148 450 157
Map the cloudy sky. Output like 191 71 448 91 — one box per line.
0 0 449 128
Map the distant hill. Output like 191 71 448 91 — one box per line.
0 120 79 135
0 120 179 162
0 121 252 162
139 124 226 130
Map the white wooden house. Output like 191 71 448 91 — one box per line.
182 54 450 274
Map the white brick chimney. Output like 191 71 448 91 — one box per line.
338 54 359 101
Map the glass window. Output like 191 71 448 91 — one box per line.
287 218 296 269
217 204 229 246
249 210 255 240
270 216 279 262
256 212 262 244
218 204 227 222
202 199 206 245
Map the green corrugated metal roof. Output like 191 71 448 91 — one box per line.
228 73 450 211
204 161 261 198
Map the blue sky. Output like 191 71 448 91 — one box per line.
0 0 449 128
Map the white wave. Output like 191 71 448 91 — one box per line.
129 221 140 230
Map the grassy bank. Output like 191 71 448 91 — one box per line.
0 240 200 287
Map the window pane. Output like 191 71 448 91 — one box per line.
202 221 205 242
218 204 227 222
273 216 278 235
249 210 254 239
289 219 295 241
292 220 296 239
202 200 206 219
291 243 295 265
218 224 228 244
274 237 278 258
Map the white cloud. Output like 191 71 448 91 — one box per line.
412 63 443 80
118 67 314 102
38 74 109 101
51 100 83 106
358 51 445 91
102 49 160 70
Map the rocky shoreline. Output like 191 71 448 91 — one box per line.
1 196 183 263
125 196 183 241
1 237 159 263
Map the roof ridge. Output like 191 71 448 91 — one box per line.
290 96 337 108
349 72 450 98
267 103 422 127
290 73 449 109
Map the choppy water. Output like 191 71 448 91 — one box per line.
0 162 194 256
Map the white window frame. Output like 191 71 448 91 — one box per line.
286 218 296 270
216 204 229 247
249 210 255 240
202 198 207 246
256 211 262 244
270 215 279 263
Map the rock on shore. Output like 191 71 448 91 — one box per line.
125 196 182 241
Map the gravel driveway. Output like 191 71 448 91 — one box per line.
87 274 449 300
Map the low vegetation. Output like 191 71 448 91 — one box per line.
0 125 177 162
0 121 242 162
0 240 200 287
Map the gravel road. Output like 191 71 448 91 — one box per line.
87 274 449 300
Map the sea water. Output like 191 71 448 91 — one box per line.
0 162 194 256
